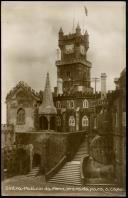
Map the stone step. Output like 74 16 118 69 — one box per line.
57 169 80 174
55 170 80 174
51 175 81 180
60 165 80 170
75 151 88 155
49 178 81 184
27 167 39 177
55 172 80 178
49 179 81 186
78 147 87 151
65 161 80 165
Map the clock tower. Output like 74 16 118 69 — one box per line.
56 24 93 94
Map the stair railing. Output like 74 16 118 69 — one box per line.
45 155 67 181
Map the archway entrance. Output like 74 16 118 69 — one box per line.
33 153 41 167
39 116 48 130
50 116 56 130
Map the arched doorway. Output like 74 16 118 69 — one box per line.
50 116 56 130
33 153 41 167
39 116 48 130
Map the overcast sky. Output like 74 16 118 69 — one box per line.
2 1 126 123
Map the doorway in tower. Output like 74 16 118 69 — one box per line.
50 116 56 130
33 153 41 168
39 116 48 130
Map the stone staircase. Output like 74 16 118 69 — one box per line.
48 138 88 186
73 138 88 161
26 166 40 178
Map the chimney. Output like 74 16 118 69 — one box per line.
57 78 63 95
114 78 119 90
101 73 107 99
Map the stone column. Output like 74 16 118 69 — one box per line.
47 116 50 131
28 144 33 172
76 108 79 131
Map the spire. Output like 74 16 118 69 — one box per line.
39 73 57 114
59 27 63 34
85 30 89 35
76 22 81 35
76 22 80 30
59 27 63 37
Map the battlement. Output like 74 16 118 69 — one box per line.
56 58 91 67
1 124 14 131
61 33 88 42
54 90 95 99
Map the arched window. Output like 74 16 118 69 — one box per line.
94 117 97 129
67 100 74 109
56 101 61 109
70 100 74 109
57 116 61 126
17 108 25 125
83 99 89 108
82 115 89 127
69 116 75 126
67 100 70 109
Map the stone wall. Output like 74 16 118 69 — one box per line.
2 145 30 179
15 131 85 175
1 124 14 147
46 133 67 172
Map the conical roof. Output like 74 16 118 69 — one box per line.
39 73 57 114
59 27 63 33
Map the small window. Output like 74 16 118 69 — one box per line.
67 100 74 109
17 108 25 125
56 101 61 109
69 116 75 126
94 117 97 129
83 99 89 108
70 100 74 109
67 100 70 109
67 71 71 78
82 115 89 127
57 116 61 126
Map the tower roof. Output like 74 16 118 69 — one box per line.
59 27 63 34
76 23 81 35
85 30 89 35
39 73 57 115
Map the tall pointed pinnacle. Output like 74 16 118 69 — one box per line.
39 72 57 114
76 22 81 35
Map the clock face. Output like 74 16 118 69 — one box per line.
80 45 85 55
65 44 74 54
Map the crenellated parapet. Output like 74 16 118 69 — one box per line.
59 27 89 51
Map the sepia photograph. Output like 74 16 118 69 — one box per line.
1 1 126 196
